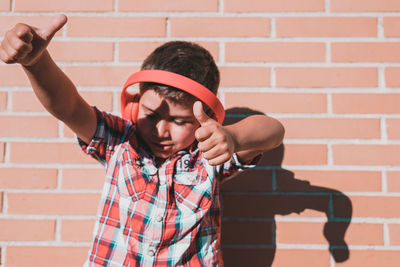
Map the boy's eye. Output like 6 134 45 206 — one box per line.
173 120 189 126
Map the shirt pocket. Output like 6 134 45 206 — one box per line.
173 170 213 212
117 162 147 202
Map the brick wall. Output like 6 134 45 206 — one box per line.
1 0 400 266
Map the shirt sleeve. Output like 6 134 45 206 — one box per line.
77 106 136 165
214 153 262 182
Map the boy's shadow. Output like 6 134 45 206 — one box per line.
220 108 352 267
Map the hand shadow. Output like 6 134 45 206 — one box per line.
220 108 352 267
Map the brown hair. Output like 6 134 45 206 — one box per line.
139 41 220 108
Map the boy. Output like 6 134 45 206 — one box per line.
0 15 284 266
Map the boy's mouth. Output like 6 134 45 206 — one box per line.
150 140 173 150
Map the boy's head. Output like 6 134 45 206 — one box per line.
135 41 220 159
139 41 220 107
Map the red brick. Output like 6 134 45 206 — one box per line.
61 219 95 241
8 193 100 215
331 0 400 12
12 92 46 112
225 92 327 113
0 142 4 163
387 171 400 192
170 17 270 37
119 41 219 62
0 192 3 212
0 219 55 241
333 145 400 166
64 126 75 138
277 222 383 245
0 65 30 86
62 168 105 190
12 91 112 114
334 250 400 267
80 91 114 112
277 17 377 37
67 17 166 37
387 118 400 139
224 0 324 12
291 170 382 192
6 246 89 267
119 41 168 62
0 16 63 35
335 195 400 218
225 42 325 62
48 41 114 62
276 67 378 88
0 0 10 11
0 168 57 189
65 66 139 87
223 194 330 218
9 142 97 164
333 94 400 114
284 144 327 165
220 67 270 87
386 67 400 87
0 116 58 137
384 17 400 37
15 0 113 11
273 249 330 267
281 118 380 139
332 43 400 62
0 92 6 111
389 224 400 245
119 0 218 11
221 221 274 244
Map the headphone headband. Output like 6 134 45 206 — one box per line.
121 70 225 124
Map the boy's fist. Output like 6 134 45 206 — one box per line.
193 101 236 166
0 14 67 66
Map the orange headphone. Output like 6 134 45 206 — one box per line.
120 70 225 124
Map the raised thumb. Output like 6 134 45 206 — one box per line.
193 101 212 125
40 14 68 40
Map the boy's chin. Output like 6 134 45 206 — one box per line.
149 146 175 159
153 151 176 160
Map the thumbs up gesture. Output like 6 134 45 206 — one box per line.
0 14 67 66
193 101 236 166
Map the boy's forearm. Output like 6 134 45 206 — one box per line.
226 115 284 154
22 50 97 143
22 50 79 120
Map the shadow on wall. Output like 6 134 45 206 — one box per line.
220 108 353 267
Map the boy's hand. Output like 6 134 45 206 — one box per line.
0 14 67 66
193 101 236 166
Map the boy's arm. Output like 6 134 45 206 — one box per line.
194 101 284 165
224 114 284 163
23 51 97 144
0 15 96 144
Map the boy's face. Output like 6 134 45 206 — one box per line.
136 89 200 159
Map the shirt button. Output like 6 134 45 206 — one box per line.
147 165 158 176
156 215 163 222
148 249 155 257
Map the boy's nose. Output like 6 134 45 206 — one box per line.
155 119 170 138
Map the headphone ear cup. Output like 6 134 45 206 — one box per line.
122 101 133 121
130 100 139 123
121 92 140 122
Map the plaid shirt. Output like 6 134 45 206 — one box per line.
79 107 257 267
